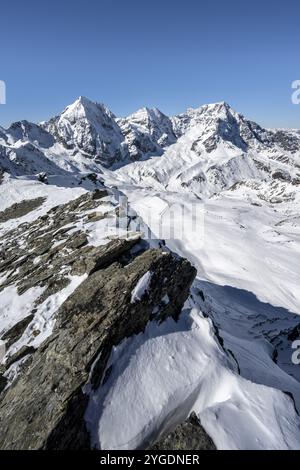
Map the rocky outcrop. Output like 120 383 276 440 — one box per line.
0 197 46 223
151 412 216 450
0 250 195 449
0 189 113 301
0 189 196 450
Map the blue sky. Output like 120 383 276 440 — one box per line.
0 0 299 128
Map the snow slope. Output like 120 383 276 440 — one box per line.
86 303 300 450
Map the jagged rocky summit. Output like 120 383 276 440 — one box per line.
0 188 196 449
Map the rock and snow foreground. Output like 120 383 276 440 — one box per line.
0 187 196 449
0 98 300 449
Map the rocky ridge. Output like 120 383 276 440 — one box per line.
0 188 196 449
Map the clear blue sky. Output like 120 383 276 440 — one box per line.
0 0 299 128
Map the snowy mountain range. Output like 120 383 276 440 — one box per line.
0 97 300 450
1 97 299 198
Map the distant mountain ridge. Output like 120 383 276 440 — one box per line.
0 97 300 196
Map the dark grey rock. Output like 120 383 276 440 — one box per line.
287 323 300 342
0 248 196 449
0 190 119 298
0 187 196 450
5 345 35 369
0 197 46 223
0 375 7 394
2 314 34 348
151 412 216 450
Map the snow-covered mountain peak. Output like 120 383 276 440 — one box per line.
172 101 243 137
61 96 116 123
1 96 300 182
187 100 233 116
115 100 300 199
130 105 165 118
1 96 300 451
43 97 126 167
117 105 176 161
171 100 300 157
3 120 55 148
170 101 252 156
124 106 172 129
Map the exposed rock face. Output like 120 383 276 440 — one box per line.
0 197 46 223
0 250 195 450
0 189 196 450
0 189 112 303
151 412 216 450
0 187 143 375
1 314 35 348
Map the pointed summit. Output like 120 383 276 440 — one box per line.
184 101 239 120
43 97 126 167
126 106 167 123
61 96 116 123
171 101 245 138
118 105 176 160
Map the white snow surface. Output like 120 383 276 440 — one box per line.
4 274 87 359
0 174 87 234
131 271 152 303
86 302 300 450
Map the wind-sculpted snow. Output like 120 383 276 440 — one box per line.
94 173 300 449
